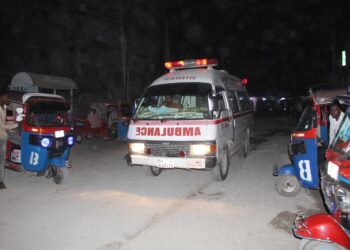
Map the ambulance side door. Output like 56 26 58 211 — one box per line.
227 89 241 153
236 91 252 147
215 87 233 153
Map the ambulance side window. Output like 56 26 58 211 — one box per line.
228 90 239 114
237 91 251 111
215 87 227 111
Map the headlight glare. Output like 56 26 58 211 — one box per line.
67 136 74 146
41 137 51 148
129 143 145 154
190 144 216 156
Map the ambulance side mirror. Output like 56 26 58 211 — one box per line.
15 107 25 122
208 94 218 111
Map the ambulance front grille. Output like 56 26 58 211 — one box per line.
145 142 189 157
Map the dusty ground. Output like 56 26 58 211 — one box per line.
0 115 325 250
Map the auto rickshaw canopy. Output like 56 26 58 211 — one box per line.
313 88 347 105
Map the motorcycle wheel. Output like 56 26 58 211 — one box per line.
52 167 69 184
275 175 300 196
143 166 161 176
298 239 346 250
211 149 229 181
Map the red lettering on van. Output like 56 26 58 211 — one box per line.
135 127 202 137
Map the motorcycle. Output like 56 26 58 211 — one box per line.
6 93 74 184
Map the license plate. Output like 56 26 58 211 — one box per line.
55 130 65 138
157 159 175 168
10 149 21 163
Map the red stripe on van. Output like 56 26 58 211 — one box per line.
130 111 252 126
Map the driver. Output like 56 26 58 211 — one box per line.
164 95 182 109
329 102 345 144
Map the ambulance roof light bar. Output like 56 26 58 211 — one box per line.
164 58 218 70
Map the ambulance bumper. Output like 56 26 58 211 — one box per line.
126 154 216 170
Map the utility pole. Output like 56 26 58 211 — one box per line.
119 0 128 102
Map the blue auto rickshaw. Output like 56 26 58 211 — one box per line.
273 88 347 196
7 93 74 184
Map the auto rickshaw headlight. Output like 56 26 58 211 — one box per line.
41 137 51 148
129 143 145 154
67 136 74 146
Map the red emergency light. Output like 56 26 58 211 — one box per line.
164 58 218 70
242 78 248 86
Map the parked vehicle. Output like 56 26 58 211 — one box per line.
73 101 131 143
126 58 253 180
293 95 350 250
6 93 74 184
273 88 346 196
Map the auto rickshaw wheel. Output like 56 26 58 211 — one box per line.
298 239 345 250
52 167 69 184
75 133 84 144
275 175 300 196
211 149 229 181
143 166 162 176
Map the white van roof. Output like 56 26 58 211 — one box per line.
150 68 246 91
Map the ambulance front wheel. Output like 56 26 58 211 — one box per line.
275 175 300 196
211 149 229 181
143 166 162 176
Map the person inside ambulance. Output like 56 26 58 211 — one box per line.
147 95 182 115
164 95 182 109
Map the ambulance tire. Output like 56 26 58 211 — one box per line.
275 175 300 197
143 166 162 176
239 130 250 158
211 149 229 181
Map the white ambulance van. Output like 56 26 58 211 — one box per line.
126 59 253 181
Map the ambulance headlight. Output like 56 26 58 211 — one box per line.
129 143 145 154
190 144 216 156
41 137 51 148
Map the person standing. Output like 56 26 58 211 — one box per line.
329 102 345 144
0 92 18 189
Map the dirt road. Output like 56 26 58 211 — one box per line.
0 115 325 250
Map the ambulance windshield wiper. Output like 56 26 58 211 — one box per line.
140 113 174 120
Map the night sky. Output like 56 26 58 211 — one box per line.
165 0 350 95
0 0 349 97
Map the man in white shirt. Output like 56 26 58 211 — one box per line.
329 103 345 144
0 92 18 189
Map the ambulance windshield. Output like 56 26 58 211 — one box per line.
134 83 212 120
